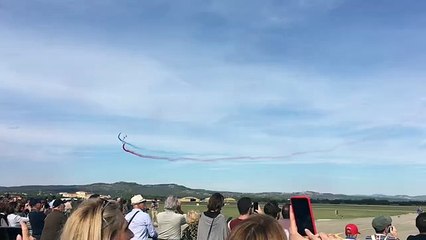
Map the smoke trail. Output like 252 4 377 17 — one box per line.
117 133 363 162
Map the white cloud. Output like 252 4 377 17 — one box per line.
0 28 425 166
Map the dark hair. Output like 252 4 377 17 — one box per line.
264 202 280 219
207 193 224 212
89 194 100 199
237 197 252 215
0 202 9 213
416 213 426 233
281 203 290 219
6 204 15 215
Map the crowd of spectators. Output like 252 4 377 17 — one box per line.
0 193 425 240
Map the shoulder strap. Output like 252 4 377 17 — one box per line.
128 211 139 225
206 216 216 240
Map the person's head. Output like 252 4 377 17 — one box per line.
416 212 426 233
207 193 224 212
164 196 180 211
372 215 392 233
0 201 9 213
7 201 17 214
17 203 25 213
64 201 73 212
264 202 280 219
281 203 290 219
41 199 50 210
29 198 42 210
89 194 101 199
187 210 201 224
237 197 252 215
52 199 65 212
229 214 287 240
131 194 147 210
60 198 133 240
345 224 360 238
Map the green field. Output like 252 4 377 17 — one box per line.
173 203 422 220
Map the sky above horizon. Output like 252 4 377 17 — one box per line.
1 0 426 196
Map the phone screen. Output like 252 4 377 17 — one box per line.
291 197 316 236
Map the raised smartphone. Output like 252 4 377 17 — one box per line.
290 196 317 236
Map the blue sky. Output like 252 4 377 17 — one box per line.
1 0 426 195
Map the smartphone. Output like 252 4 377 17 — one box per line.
253 202 259 212
290 196 317 236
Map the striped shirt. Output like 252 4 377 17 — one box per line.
365 234 399 240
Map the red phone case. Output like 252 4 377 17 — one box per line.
290 195 317 235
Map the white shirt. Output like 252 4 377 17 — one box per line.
125 209 157 240
7 214 29 227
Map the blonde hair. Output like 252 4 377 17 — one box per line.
60 199 125 240
228 214 287 240
186 210 201 224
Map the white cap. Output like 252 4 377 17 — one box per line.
131 194 146 205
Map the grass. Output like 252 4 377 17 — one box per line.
171 203 423 220
312 204 421 219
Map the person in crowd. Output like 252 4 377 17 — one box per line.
60 198 133 240
157 195 186 240
408 212 426 240
365 216 399 240
228 197 252 231
228 214 286 240
89 194 101 199
64 201 73 218
197 193 229 240
40 199 67 240
151 198 159 224
278 203 290 239
0 201 9 227
263 201 280 220
125 194 157 240
28 199 46 240
117 198 129 214
16 202 29 217
48 197 56 209
182 210 201 240
42 200 51 216
7 202 29 227
345 224 360 240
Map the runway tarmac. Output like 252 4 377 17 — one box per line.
316 213 419 240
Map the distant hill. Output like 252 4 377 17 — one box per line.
1 182 426 201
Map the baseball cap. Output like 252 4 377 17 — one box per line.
131 194 146 205
372 216 392 232
345 224 361 236
52 199 64 208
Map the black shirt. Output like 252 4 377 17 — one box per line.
407 234 426 240
29 211 46 236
